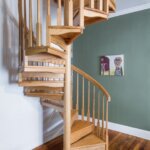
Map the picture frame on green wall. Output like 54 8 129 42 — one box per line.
100 54 124 76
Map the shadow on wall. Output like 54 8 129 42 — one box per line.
2 0 19 84
0 0 64 145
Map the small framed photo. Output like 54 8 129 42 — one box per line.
100 54 124 76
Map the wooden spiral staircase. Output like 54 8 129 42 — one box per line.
18 0 116 150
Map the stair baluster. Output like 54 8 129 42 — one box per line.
46 0 51 45
57 0 62 25
24 0 27 49
92 86 95 125
89 0 95 8
76 73 79 111
87 81 90 122
97 92 100 137
79 0 84 28
36 0 42 46
18 0 23 66
97 0 103 11
82 77 85 121
106 99 109 150
102 94 105 139
104 0 109 13
29 0 33 47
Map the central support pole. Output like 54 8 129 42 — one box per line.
64 0 73 150
64 45 71 150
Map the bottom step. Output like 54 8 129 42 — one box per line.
71 134 106 150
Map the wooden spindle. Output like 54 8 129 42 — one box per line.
18 0 23 66
97 0 103 11
92 86 95 124
24 0 27 47
64 0 73 26
97 92 100 137
71 75 73 109
87 81 90 122
79 0 84 28
76 73 79 111
36 0 42 46
28 0 33 47
102 94 105 139
106 99 109 150
82 77 85 120
104 0 109 13
89 0 94 8
46 0 51 45
57 0 62 25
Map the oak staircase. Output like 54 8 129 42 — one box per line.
18 0 116 150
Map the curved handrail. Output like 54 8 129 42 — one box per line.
72 65 111 101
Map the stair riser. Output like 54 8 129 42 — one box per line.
19 82 64 88
71 124 95 144
24 67 66 74
71 144 105 150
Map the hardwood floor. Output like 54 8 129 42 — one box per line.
34 130 150 150
108 130 150 150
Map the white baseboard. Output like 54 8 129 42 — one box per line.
78 115 150 140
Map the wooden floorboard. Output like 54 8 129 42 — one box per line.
34 130 150 150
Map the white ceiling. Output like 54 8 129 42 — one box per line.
110 0 150 17
116 0 150 11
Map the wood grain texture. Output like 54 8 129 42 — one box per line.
34 130 150 150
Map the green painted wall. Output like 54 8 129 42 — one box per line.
73 9 150 131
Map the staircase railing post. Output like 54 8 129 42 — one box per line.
36 0 42 46
64 0 73 26
46 0 51 46
18 0 23 67
79 0 84 28
104 0 109 14
106 99 109 150
57 0 62 25
29 0 33 47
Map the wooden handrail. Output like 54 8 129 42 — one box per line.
72 65 111 101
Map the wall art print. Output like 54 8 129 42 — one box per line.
100 54 124 76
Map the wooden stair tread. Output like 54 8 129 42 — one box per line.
84 7 107 15
71 120 94 144
26 46 66 59
26 54 66 65
20 72 64 79
25 92 64 100
71 134 105 150
19 80 64 87
73 0 116 12
24 87 64 92
74 7 108 26
48 26 83 44
23 66 65 73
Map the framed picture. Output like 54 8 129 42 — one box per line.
100 54 124 76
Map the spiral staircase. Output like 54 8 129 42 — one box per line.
18 0 116 150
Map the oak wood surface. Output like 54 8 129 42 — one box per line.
34 130 150 150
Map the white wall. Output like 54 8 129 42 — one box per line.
0 0 64 149
0 0 43 149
